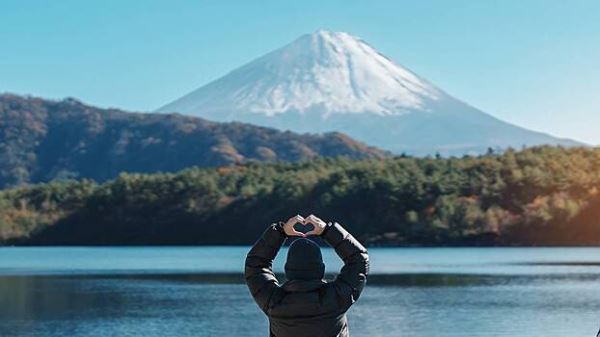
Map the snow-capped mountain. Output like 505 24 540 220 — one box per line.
157 30 581 155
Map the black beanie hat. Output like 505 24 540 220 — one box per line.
285 238 325 280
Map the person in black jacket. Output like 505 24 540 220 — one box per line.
245 214 369 337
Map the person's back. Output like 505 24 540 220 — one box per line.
245 214 369 337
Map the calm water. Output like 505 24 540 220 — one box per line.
1 247 599 336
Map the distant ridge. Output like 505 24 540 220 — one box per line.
0 93 387 187
158 30 582 155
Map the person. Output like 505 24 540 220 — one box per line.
245 214 369 337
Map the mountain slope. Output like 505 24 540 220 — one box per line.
0 94 387 188
157 30 581 155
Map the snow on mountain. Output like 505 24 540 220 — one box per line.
157 30 582 155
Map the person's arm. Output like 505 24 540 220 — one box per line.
244 215 305 313
305 215 369 311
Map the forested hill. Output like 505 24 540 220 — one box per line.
0 94 387 188
1 146 599 246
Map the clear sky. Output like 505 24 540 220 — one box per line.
1 0 599 144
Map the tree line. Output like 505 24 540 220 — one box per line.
1 146 599 246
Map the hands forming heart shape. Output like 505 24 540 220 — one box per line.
283 214 328 237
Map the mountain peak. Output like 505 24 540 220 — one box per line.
303 29 357 43
157 31 580 155
158 30 441 119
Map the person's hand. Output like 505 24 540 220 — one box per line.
304 214 328 236
283 215 306 237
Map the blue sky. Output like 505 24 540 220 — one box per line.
1 0 599 144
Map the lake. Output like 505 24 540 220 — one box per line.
1 247 599 337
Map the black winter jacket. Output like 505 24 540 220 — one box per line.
245 222 369 337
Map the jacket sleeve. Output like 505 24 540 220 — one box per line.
244 222 286 313
322 222 369 312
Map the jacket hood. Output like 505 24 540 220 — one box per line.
282 279 327 292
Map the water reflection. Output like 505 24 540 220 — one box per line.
1 272 599 337
2 247 600 337
0 275 268 337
